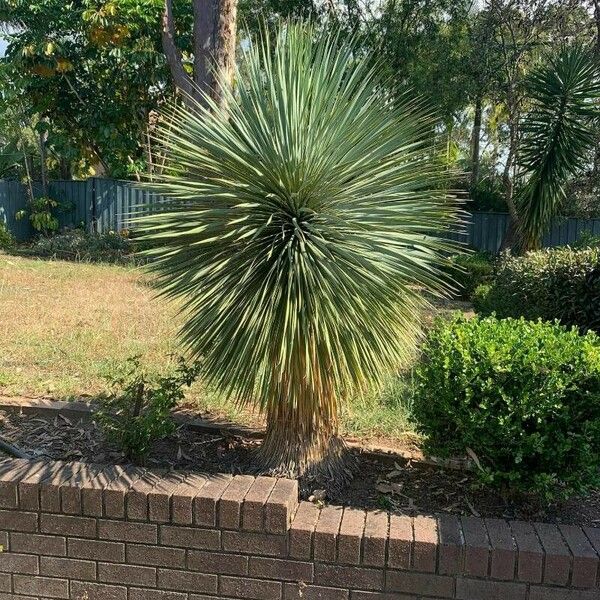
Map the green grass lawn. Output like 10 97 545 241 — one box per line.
0 254 451 446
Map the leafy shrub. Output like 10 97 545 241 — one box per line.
449 251 493 299
0 223 15 250
27 229 136 264
573 231 600 249
414 316 600 502
94 357 201 463
474 247 600 332
15 196 63 234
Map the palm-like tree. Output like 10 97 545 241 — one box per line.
517 45 600 251
140 23 461 479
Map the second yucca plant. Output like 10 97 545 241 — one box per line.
140 23 460 480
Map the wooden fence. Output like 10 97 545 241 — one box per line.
2 178 600 251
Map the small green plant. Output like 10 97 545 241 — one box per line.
573 231 600 249
473 247 600 332
15 196 61 234
0 223 15 250
448 251 493 299
414 315 600 503
94 357 201 463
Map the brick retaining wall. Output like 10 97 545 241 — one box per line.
0 458 597 599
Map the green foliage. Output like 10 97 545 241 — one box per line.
473 247 600 333
572 231 600 249
0 223 15 250
94 356 200 463
139 22 460 473
517 45 600 250
15 196 60 234
414 315 600 502
449 251 493 299
26 228 136 264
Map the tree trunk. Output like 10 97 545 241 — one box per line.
38 127 49 198
255 391 350 484
500 111 521 252
213 0 237 106
162 0 237 110
470 95 483 189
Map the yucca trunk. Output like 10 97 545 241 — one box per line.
257 390 348 481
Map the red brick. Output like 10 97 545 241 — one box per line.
130 590 187 600
18 461 65 511
220 575 281 600
284 582 349 599
99 562 157 587
60 462 107 515
529 586 600 600
455 577 526 600
438 514 463 575
338 507 366 565
485 518 516 580
222 530 288 557
510 520 542 583
363 511 388 567
127 469 165 521
219 475 256 530
13 574 69 598
41 556 96 580
559 524 599 588
40 461 85 513
0 459 46 509
386 570 453 597
11 532 66 556
388 515 412 570
102 465 145 519
412 515 437 573
461 516 489 578
149 472 188 523
188 550 248 575
171 474 206 525
242 476 277 532
68 538 125 562
194 474 233 528
534 522 571 586
350 593 415 600
81 465 129 517
41 513 96 538
314 564 383 591
127 544 185 568
98 519 157 544
158 568 217 593
71 580 127 600
160 524 220 550
0 552 39 574
314 505 343 562
249 557 313 582
265 478 298 534
0 509 37 532
289 502 320 560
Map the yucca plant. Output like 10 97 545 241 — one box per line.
139 22 461 479
517 45 600 251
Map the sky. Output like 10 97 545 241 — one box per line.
0 38 6 58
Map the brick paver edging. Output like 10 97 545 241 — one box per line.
0 458 596 599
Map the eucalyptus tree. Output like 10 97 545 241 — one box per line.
141 22 462 479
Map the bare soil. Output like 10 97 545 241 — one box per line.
1 410 599 528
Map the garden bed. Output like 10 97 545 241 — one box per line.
1 407 598 528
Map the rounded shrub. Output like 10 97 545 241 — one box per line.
474 247 600 332
414 315 600 502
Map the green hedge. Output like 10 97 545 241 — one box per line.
473 247 600 332
448 251 493 300
414 316 600 502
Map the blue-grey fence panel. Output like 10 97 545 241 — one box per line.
47 180 91 230
0 180 32 241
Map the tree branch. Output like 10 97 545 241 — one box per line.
162 0 194 100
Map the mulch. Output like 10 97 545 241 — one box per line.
1 409 599 527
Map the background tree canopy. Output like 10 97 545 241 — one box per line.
1 0 599 218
